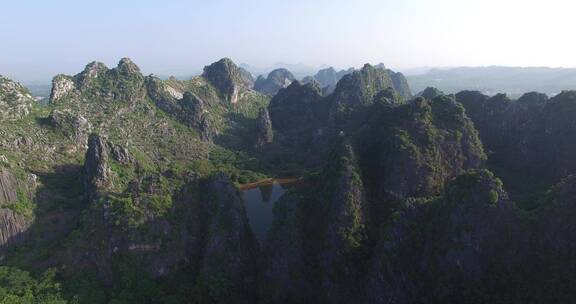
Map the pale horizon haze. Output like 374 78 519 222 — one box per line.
2 0 576 84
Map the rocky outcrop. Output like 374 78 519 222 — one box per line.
261 139 370 303
0 75 34 120
305 67 355 96
0 169 31 251
328 64 412 126
84 134 112 202
239 67 255 89
357 95 486 202
48 110 92 148
389 70 412 100
417 86 444 99
268 81 325 133
49 58 146 105
202 58 248 104
455 90 576 208
321 141 368 253
255 108 273 148
317 139 368 302
265 81 332 165
196 173 258 303
146 77 216 142
49 75 76 103
180 92 215 142
368 170 521 303
116 57 141 75
259 192 307 303
0 169 18 205
76 62 109 90
264 65 418 168
145 76 181 113
254 68 296 96
81 136 257 293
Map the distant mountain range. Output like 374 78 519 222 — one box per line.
407 66 576 97
27 64 576 100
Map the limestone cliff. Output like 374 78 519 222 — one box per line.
255 107 273 148
0 75 34 120
0 168 32 251
254 68 296 96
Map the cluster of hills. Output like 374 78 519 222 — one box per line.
1 57 576 303
28 64 576 103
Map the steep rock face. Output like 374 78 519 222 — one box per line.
260 139 369 303
316 139 369 302
48 110 92 148
196 173 258 303
81 134 193 283
84 134 112 202
0 169 32 251
202 58 248 104
357 95 486 202
239 67 255 89
0 169 18 205
268 81 326 133
306 67 355 96
0 75 34 120
328 64 412 126
145 75 182 114
146 77 216 142
264 67 421 171
368 170 521 303
255 94 487 301
417 87 444 99
455 90 576 207
180 92 215 142
331 64 395 111
81 134 116 283
259 192 307 303
49 58 146 105
50 75 76 103
536 175 576 254
509 175 576 302
266 81 332 164
254 68 296 96
389 70 412 99
81 135 257 293
254 108 273 148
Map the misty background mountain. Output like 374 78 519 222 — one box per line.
408 66 576 97
25 65 576 100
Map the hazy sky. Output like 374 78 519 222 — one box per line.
2 0 576 83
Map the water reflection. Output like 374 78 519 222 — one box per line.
241 179 297 242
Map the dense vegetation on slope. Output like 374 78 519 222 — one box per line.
2 57 576 303
0 58 271 302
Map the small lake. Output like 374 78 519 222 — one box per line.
241 178 298 242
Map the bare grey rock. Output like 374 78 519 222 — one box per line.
255 107 273 148
49 74 76 103
84 134 112 202
254 69 296 96
0 168 31 250
0 75 34 120
49 110 92 148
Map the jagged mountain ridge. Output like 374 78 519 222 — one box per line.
253 68 296 96
1 55 576 303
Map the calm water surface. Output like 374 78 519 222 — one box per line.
241 179 296 241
